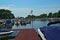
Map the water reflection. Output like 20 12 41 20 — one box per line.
0 19 60 40
12 20 49 29
0 25 12 30
0 36 15 40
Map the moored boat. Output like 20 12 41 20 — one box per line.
38 21 60 40
0 30 14 35
0 30 14 38
0 20 4 25
4 19 14 25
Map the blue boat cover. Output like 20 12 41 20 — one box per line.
5 20 12 24
0 30 10 32
40 26 60 40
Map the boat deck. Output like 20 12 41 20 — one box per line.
14 29 41 40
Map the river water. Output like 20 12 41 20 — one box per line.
12 20 49 30
0 20 60 40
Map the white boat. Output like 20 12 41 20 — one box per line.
0 30 14 35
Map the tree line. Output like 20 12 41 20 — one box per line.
0 9 60 19
26 10 60 19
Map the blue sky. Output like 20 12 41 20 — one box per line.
0 0 60 17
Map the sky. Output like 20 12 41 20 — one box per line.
0 0 60 17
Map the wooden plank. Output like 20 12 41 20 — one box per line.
14 29 41 40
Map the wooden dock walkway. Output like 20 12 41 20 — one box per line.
14 29 41 40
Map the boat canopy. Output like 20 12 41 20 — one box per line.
40 26 60 40
5 19 12 25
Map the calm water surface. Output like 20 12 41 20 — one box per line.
1 20 60 40
12 20 49 29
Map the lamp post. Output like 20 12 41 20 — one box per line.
30 10 33 28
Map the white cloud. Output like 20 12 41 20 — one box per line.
0 5 60 17
0 6 33 17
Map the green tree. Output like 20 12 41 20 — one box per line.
0 9 15 19
57 10 60 17
39 14 47 18
48 12 52 18
26 15 36 19
52 12 58 18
